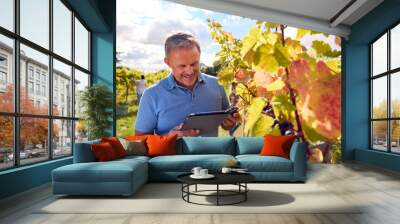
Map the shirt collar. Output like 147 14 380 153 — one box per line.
166 73 205 90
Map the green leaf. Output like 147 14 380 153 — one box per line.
296 29 311 40
274 44 291 67
311 40 341 58
266 79 285 91
325 59 341 74
244 97 266 136
302 122 329 144
241 26 262 60
254 53 279 74
251 115 281 136
271 94 296 119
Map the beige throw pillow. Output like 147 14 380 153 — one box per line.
118 138 147 156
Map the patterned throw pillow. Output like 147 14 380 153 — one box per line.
118 138 147 156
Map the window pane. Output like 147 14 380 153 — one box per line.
53 119 72 158
372 121 388 151
0 34 14 112
391 24 400 70
75 120 88 143
74 69 89 118
20 44 49 115
0 116 13 170
372 33 387 76
75 18 89 70
391 72 400 118
391 120 400 153
372 77 387 119
20 0 49 49
53 0 72 60
53 59 72 117
0 0 14 31
20 117 49 165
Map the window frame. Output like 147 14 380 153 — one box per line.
370 21 400 154
0 0 92 171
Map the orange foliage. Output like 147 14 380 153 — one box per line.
0 85 59 148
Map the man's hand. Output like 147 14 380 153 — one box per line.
168 123 200 137
221 112 241 130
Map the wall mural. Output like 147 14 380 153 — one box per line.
116 20 341 164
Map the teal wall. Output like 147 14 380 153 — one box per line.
343 0 400 171
0 0 116 200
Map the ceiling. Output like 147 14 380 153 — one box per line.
166 0 384 37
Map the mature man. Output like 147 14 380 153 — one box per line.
135 33 240 137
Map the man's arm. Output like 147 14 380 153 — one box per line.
135 90 157 134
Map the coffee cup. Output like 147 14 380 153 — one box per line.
200 169 208 176
191 167 202 176
221 167 232 174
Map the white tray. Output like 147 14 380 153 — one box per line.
190 174 215 179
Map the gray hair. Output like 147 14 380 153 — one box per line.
164 33 201 56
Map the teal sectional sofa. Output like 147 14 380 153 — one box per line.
52 137 307 196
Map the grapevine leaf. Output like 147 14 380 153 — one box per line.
311 40 341 58
302 122 329 144
251 115 281 136
266 79 285 91
254 52 279 74
274 44 291 67
296 29 311 40
325 59 341 74
244 97 266 136
241 27 261 60
271 94 296 112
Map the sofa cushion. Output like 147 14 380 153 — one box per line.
260 135 297 159
52 159 147 183
101 137 127 158
236 137 263 155
180 137 235 155
236 155 293 172
91 142 118 161
147 134 177 157
148 154 235 172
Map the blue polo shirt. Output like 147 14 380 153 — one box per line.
135 73 230 135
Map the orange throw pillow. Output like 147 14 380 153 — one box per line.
146 134 177 157
260 135 297 159
101 137 126 158
91 142 117 161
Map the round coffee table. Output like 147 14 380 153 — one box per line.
177 173 255 206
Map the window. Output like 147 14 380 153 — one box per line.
0 0 14 32
0 54 7 86
0 0 91 170
371 23 400 154
42 85 46 97
28 67 34 80
36 83 40 95
28 81 34 94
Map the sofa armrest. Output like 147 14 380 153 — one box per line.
289 141 307 181
73 140 100 163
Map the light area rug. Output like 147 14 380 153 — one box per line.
37 183 362 214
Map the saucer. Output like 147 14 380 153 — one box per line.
190 174 215 179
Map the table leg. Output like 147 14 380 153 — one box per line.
245 183 247 201
217 184 219 206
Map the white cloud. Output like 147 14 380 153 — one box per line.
117 0 213 71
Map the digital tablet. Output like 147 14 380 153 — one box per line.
181 110 230 137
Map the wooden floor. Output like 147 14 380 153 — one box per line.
1 162 400 224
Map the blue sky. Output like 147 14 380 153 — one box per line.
117 0 339 72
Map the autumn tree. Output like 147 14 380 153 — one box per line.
0 84 59 150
